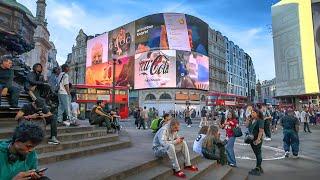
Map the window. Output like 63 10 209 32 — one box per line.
145 94 156 101
159 93 172 100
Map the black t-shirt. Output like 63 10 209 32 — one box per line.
0 67 14 87
249 119 264 140
201 109 207 117
281 115 299 130
21 103 49 116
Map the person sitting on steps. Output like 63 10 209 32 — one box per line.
0 122 52 180
152 119 198 178
89 100 114 132
15 98 60 145
0 55 20 109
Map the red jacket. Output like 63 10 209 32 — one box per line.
223 118 238 138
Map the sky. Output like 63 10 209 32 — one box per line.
18 0 280 81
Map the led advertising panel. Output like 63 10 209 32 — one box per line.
312 3 320 87
86 56 134 87
176 51 209 90
86 33 108 67
135 13 169 54
108 22 135 58
134 50 176 89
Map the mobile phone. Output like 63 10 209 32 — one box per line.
35 168 48 174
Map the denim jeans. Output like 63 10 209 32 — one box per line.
57 94 71 122
283 130 299 156
0 83 20 107
226 136 236 165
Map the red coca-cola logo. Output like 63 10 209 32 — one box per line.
139 54 169 75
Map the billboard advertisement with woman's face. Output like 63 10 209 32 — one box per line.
86 56 134 87
86 33 108 67
176 51 209 90
108 22 135 58
134 50 176 89
312 3 320 87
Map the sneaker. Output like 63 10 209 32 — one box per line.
285 151 290 158
264 137 271 141
292 155 299 159
63 121 71 127
187 125 191 128
184 165 198 171
48 136 60 145
229 163 237 167
249 167 261 176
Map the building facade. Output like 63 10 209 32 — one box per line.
208 28 227 93
225 38 256 101
272 0 320 107
261 78 278 105
66 29 93 84
21 0 56 79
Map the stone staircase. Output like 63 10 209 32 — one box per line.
0 125 131 165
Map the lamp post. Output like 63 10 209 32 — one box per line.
75 62 78 84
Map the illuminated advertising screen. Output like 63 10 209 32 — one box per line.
135 13 169 54
86 33 108 67
86 56 134 87
185 15 208 56
176 51 209 90
108 22 135 58
134 50 176 89
312 3 320 86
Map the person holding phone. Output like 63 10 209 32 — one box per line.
152 119 198 178
246 108 265 176
0 122 51 179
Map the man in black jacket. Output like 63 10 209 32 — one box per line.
25 63 51 101
0 55 20 108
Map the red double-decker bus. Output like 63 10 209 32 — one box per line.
74 84 129 119
206 92 247 107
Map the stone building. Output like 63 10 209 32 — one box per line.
261 78 278 105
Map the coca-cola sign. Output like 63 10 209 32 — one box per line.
135 50 176 89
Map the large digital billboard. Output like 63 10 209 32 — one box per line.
176 51 209 90
86 56 134 87
134 50 176 89
86 33 108 67
312 2 320 87
108 22 135 58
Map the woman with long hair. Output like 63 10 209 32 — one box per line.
246 108 265 176
201 125 227 165
220 110 238 167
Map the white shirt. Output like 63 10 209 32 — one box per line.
58 72 69 95
294 111 300 120
71 102 79 115
300 111 307 122
193 134 206 156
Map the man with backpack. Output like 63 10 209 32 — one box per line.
57 64 72 126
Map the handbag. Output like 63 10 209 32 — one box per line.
233 126 243 137
244 132 254 144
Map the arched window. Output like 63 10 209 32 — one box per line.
159 93 172 100
145 94 156 101
201 95 206 101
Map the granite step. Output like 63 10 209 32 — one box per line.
36 134 119 154
49 129 110 142
200 164 233 180
39 139 131 165
223 167 249 180
0 126 95 139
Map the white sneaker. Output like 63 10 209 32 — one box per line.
187 125 191 128
264 137 271 141
285 151 290 158
63 121 71 127
292 155 299 159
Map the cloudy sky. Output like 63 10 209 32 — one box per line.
18 0 279 81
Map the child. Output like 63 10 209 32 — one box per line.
193 126 209 156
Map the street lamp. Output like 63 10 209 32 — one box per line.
75 62 78 84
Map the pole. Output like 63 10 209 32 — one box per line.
112 58 116 109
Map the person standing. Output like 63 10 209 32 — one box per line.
301 107 312 133
0 55 20 108
239 108 245 125
71 98 80 122
246 108 265 176
263 106 272 141
220 110 238 167
139 107 147 130
57 64 72 126
280 109 300 158
185 107 192 127
199 107 208 128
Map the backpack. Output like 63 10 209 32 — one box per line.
54 73 65 93
150 118 162 131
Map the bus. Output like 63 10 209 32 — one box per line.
207 92 247 107
74 84 129 119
